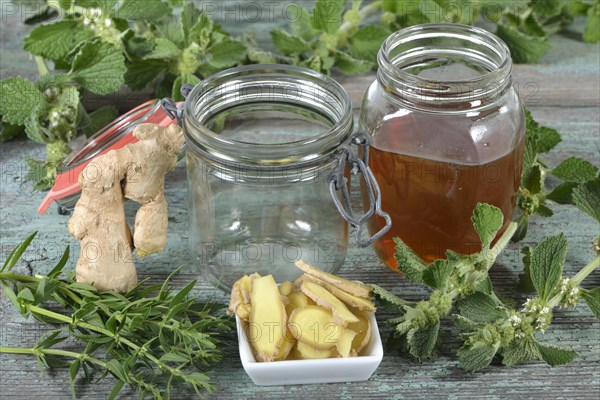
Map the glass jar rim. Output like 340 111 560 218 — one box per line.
377 23 513 106
183 64 354 168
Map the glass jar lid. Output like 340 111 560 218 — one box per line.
38 99 176 215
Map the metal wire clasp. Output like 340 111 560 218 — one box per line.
329 131 392 247
160 83 194 123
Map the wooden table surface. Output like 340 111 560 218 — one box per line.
1 9 600 400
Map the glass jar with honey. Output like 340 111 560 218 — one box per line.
360 23 525 268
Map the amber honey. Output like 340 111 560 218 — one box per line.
365 123 524 268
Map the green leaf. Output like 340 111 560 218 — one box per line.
180 2 202 42
536 204 554 217
537 126 561 153
551 157 599 183
522 164 543 195
471 203 504 248
83 106 119 137
69 42 126 95
172 74 201 102
143 38 181 60
394 237 426 283
496 22 550 64
311 0 346 34
458 342 499 372
0 77 46 125
24 21 94 62
457 292 506 323
348 25 390 60
271 29 310 56
108 380 125 400
407 321 439 360
584 1 600 43
24 5 59 25
124 60 166 91
581 287 600 319
531 0 566 19
512 214 529 242
518 246 535 292
529 234 568 300
453 314 480 331
572 178 600 223
69 360 81 398
289 4 318 40
370 284 412 309
421 259 453 290
501 336 541 366
48 246 70 278
120 0 172 21
546 181 579 205
1 232 37 273
536 342 578 366
106 359 129 383
0 122 25 141
206 39 247 69
334 51 374 75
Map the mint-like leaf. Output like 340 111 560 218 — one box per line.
471 203 504 248
546 181 579 205
120 0 172 21
522 164 543 194
572 178 600 223
537 126 562 153
518 246 536 292
501 336 541 366
536 342 578 366
512 214 529 242
583 1 600 43
453 314 480 331
370 284 411 310
457 292 506 323
311 0 346 34
407 321 439 360
458 342 499 372
531 0 567 19
24 21 93 62
422 259 453 290
206 39 247 69
172 74 201 102
0 77 46 126
529 234 568 300
0 122 25 141
334 51 373 75
394 237 426 283
271 29 310 56
180 2 202 42
143 37 181 60
496 22 550 64
83 106 119 137
289 4 318 40
551 156 599 183
348 25 390 60
124 60 166 91
69 42 126 95
581 287 600 319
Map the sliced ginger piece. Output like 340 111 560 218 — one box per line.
228 273 259 321
275 333 296 361
289 305 342 349
303 274 376 312
300 281 360 326
348 310 371 354
295 260 372 298
279 280 293 296
249 275 286 362
296 341 337 359
336 329 358 358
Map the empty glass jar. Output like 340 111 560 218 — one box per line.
360 23 525 268
179 65 389 289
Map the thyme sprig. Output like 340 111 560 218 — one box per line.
0 232 232 399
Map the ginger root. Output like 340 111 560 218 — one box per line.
68 123 183 292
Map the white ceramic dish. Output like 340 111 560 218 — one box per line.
236 312 383 386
